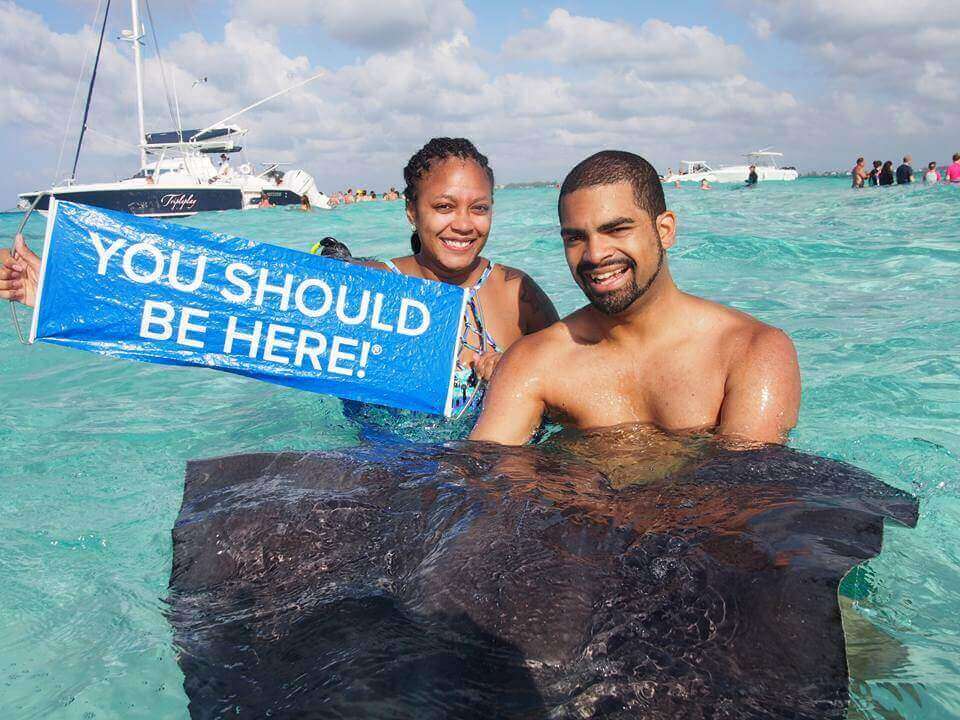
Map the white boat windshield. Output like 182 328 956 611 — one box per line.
746 151 784 168
679 161 712 174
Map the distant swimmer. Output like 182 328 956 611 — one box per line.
896 155 914 184
699 178 712 190
746 164 758 186
470 151 800 447
259 191 273 208
948 153 960 184
851 157 868 188
923 162 941 184
300 195 311 211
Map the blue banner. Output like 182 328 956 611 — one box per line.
31 201 467 416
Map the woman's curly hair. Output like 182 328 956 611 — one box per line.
403 138 495 253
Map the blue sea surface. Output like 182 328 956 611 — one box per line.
1 178 958 718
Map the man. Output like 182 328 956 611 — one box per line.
896 155 914 185
746 164 758 185
217 153 231 177
470 151 800 446
851 157 868 188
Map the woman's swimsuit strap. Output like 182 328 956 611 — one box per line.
471 261 495 293
383 258 500 352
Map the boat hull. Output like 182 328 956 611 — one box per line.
665 167 798 184
19 186 245 218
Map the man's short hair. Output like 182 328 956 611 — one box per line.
857 157 864 164
903 156 910 163
954 152 960 162
559 150 666 223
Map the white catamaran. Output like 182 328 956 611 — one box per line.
664 150 799 185
18 0 331 217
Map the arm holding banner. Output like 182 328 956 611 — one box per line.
0 235 40 307
28 201 468 417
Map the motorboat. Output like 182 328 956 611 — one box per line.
664 149 798 185
18 0 330 218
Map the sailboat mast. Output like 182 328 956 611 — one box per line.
130 0 147 167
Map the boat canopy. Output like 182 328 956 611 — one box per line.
679 160 713 174
144 125 247 153
744 149 785 167
145 127 235 144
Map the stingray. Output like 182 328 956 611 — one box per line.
167 439 917 719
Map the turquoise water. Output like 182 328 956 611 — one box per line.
1 178 958 718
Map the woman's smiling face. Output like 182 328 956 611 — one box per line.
407 157 493 275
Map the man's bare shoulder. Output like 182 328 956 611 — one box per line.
700 298 800 441
682 293 792 352
737 321 798 373
688 296 797 379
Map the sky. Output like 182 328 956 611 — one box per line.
3 0 958 204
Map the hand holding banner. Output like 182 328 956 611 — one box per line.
31 201 468 416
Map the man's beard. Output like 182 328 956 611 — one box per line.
578 243 664 316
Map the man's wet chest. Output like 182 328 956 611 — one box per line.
546 351 727 431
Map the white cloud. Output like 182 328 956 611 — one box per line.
0 1 836 204
232 0 474 50
503 9 746 79
749 17 772 41
891 108 927 137
734 1 960 98
915 62 960 103
727 0 960 148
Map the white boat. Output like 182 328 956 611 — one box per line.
664 149 799 185
18 0 330 218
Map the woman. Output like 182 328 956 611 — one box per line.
878 161 895 186
923 161 941 184
868 160 882 186
341 138 557 435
